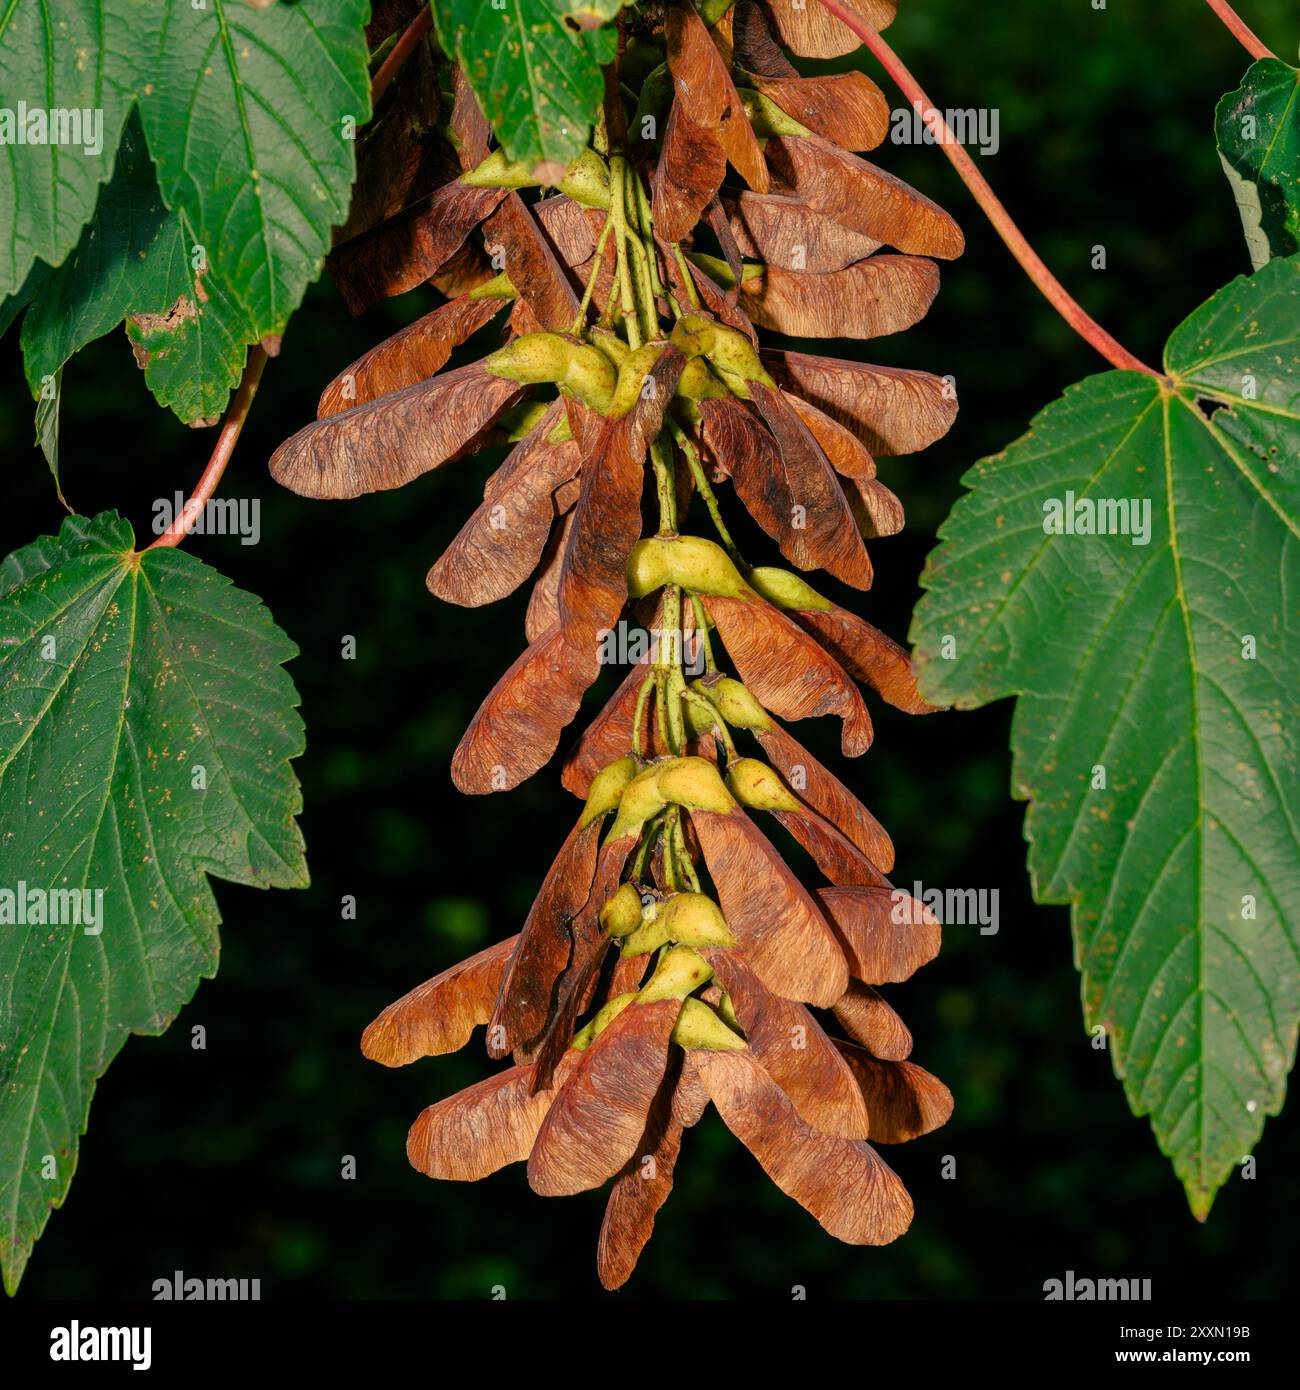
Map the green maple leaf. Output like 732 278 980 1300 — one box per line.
911 254 1300 1219
1217 57 1300 269
436 0 623 171
0 513 307 1293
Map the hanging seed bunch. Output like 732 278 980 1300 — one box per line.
271 0 961 1289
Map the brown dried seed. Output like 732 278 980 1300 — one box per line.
832 982 913 1061
721 189 883 273
816 885 942 984
836 1044 954 1142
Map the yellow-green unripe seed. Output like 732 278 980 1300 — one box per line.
672 997 747 1050
601 881 646 938
581 755 638 826
621 915 671 957
727 757 803 813
737 88 813 139
638 945 713 1003
669 315 775 388
608 342 667 418
468 270 518 300
626 535 752 600
590 328 631 370
715 990 742 1032
606 764 668 840
695 676 771 731
661 892 737 948
460 149 537 191
655 756 737 813
558 149 612 210
676 356 729 402
485 333 617 415
746 565 833 612
573 993 636 1048
461 148 610 210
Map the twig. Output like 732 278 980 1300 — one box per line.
146 347 268 550
1203 0 1276 59
371 5 433 105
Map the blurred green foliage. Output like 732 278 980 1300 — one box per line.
1 0 1295 1299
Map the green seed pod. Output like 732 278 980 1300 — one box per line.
737 88 813 139
546 414 574 445
656 756 737 813
467 270 518 300
601 881 647 938
669 314 776 388
676 355 729 403
684 689 720 736
558 148 612 210
661 892 737 948
607 764 668 840
695 676 771 731
485 333 617 415
671 997 747 1050
609 342 667 418
715 989 743 1032
460 149 537 190
498 400 552 441
573 992 636 1049
622 914 671 956
626 535 752 599
638 945 714 1003
590 327 631 371
727 757 802 813
746 565 833 612
581 754 638 826
684 253 763 293
461 148 609 209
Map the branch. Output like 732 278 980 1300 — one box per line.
815 0 1161 378
371 5 433 105
146 347 268 550
1203 0 1276 60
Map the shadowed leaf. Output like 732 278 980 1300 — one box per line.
668 4 769 193
491 814 604 1059
653 101 728 243
328 180 507 314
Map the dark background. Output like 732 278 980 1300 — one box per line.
3 0 1296 1300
